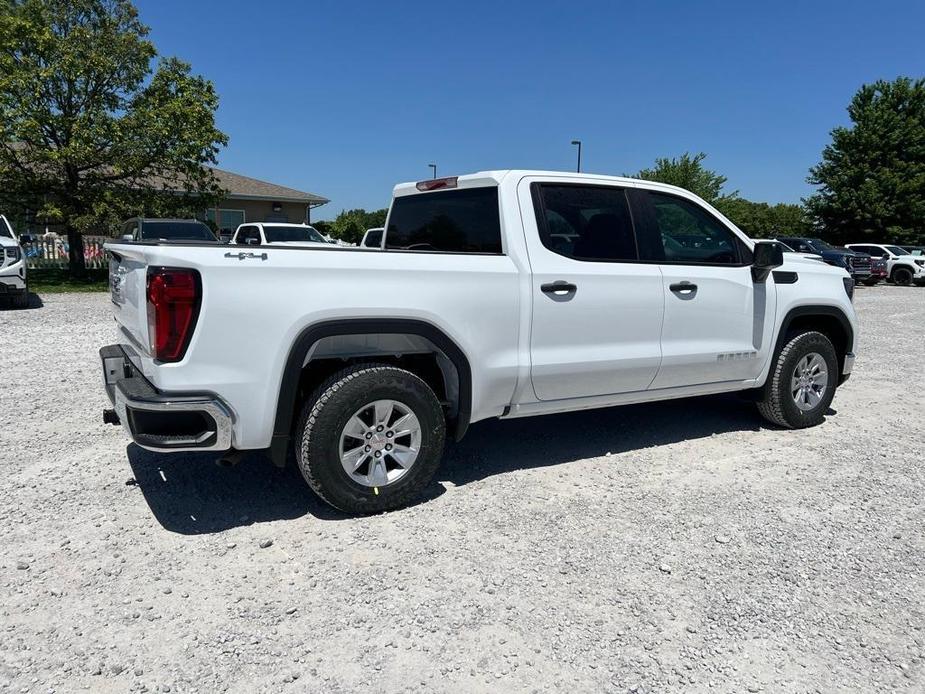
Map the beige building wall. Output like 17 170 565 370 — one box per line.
207 198 314 233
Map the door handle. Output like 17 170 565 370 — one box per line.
541 281 577 295
669 281 697 295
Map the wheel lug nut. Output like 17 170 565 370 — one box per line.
374 451 381 458
386 444 392 451
365 433 372 439
365 445 371 452
377 425 384 432
386 431 393 438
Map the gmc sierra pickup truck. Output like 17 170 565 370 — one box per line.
101 171 858 513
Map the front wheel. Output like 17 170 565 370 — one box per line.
295 364 446 513
756 331 839 428
893 267 913 286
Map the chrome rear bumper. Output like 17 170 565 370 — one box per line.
100 344 233 452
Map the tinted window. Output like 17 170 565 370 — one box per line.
142 221 215 241
263 225 325 243
385 187 502 253
0 217 13 238
885 245 908 255
648 192 744 265
363 229 383 247
533 184 637 261
236 226 260 244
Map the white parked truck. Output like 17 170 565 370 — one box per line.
101 171 858 513
0 215 28 309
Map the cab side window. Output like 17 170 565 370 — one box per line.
532 184 638 262
237 226 260 245
646 192 746 265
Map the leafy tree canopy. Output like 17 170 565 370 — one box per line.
805 77 925 245
632 152 738 207
0 0 228 273
325 208 387 245
631 151 810 238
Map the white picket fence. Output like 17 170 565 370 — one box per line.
22 236 109 270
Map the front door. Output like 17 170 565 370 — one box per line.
519 178 664 401
634 190 776 389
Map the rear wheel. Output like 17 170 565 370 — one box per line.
757 331 839 428
893 266 913 286
295 364 446 513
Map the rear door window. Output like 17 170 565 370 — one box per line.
531 184 637 261
385 187 502 253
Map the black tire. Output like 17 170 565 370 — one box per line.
862 278 880 287
11 289 29 309
756 331 839 429
295 364 446 514
893 266 913 286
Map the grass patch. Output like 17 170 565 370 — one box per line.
29 269 109 293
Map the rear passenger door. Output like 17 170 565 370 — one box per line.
519 179 664 400
634 190 775 389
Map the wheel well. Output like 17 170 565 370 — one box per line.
270 320 472 467
296 352 452 417
784 314 850 368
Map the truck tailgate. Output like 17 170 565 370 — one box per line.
107 244 151 355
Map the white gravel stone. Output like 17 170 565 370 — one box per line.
0 287 922 692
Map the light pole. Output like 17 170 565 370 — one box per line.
571 140 582 173
428 163 437 179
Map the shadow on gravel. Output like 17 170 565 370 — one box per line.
127 445 345 533
0 292 42 310
128 394 765 532
440 393 764 487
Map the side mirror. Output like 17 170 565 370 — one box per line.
751 241 784 282
120 234 134 242
245 237 261 246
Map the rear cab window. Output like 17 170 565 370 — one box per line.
142 221 215 242
385 187 502 253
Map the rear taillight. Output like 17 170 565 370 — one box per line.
146 267 201 362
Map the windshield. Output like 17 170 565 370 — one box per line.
809 238 835 251
263 225 325 243
0 217 12 238
885 245 909 255
141 221 215 241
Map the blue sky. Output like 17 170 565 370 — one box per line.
136 0 924 219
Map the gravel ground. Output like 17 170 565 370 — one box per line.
1 287 923 693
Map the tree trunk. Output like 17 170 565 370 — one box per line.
67 226 87 279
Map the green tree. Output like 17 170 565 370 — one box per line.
328 208 388 245
632 152 738 207
805 77 925 245
718 198 811 238
0 0 228 275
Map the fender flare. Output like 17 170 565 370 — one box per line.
269 318 472 465
773 304 854 368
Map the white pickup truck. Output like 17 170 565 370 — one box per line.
101 171 858 513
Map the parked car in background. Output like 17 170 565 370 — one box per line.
776 237 872 283
120 218 218 243
756 238 823 262
360 227 384 248
864 257 888 286
101 170 859 513
0 214 29 308
231 222 328 247
845 243 925 286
